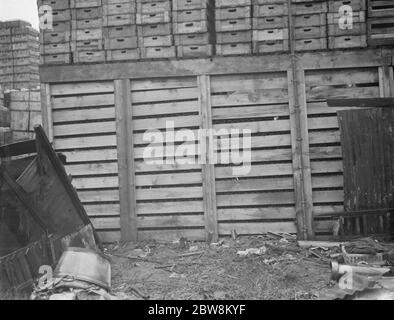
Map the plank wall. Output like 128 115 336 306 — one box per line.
40 49 393 242
50 82 119 242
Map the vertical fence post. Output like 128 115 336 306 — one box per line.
287 68 314 240
40 83 53 142
198 74 218 243
379 50 394 97
114 79 137 242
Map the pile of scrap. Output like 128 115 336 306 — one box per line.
0 126 102 296
299 238 394 300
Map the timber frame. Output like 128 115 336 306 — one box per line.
39 48 394 242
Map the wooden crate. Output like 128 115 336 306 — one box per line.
70 0 102 8
216 30 252 43
368 0 394 17
40 30 71 43
295 37 327 51
172 8 212 22
2 49 39 59
328 12 366 36
38 0 71 10
174 32 213 45
252 16 288 29
40 53 72 64
103 25 137 38
295 26 327 40
329 35 367 48
253 28 289 41
51 9 72 22
328 0 366 13
106 48 140 61
137 1 171 13
140 46 176 58
72 18 103 30
216 6 251 20
72 28 103 41
104 14 136 26
291 1 328 15
177 44 213 57
74 50 106 63
367 17 394 46
72 7 103 19
104 37 138 49
72 39 103 51
136 11 171 25
215 17 252 32
138 23 172 36
41 42 71 55
216 0 251 7
173 20 210 33
294 13 326 27
173 0 213 11
103 3 136 15
253 3 288 17
216 43 252 55
139 34 173 47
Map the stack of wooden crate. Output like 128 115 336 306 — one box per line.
71 0 105 63
104 0 139 61
252 0 288 54
292 0 327 51
5 89 42 142
173 0 215 58
216 0 252 56
367 0 394 46
0 21 40 90
138 0 175 59
328 0 366 49
0 86 11 145
39 0 72 65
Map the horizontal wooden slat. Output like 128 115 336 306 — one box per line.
213 118 290 134
52 94 114 109
218 207 296 220
218 221 297 235
136 186 203 200
91 217 120 229
309 146 342 159
138 214 205 228
312 175 343 188
135 160 200 173
211 73 288 93
84 204 120 217
137 200 204 214
308 117 339 130
54 121 116 136
311 160 343 173
133 128 200 145
211 88 288 106
217 191 295 207
61 149 118 163
54 134 117 149
313 190 344 203
51 82 114 96
214 134 292 150
216 176 294 192
309 130 340 144
133 100 199 117
305 69 379 86
131 77 196 91
78 189 120 203
131 87 199 103
307 86 380 101
72 176 119 189
212 104 289 120
215 163 293 178
138 229 205 241
314 205 344 216
53 107 115 123
133 115 200 131
135 171 202 186
96 230 121 243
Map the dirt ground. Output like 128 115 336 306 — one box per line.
107 235 333 300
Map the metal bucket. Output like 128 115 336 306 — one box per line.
54 247 111 291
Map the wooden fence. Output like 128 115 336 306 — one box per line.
39 48 394 242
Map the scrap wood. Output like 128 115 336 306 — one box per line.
266 243 302 253
298 241 343 249
178 251 204 257
109 253 163 264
